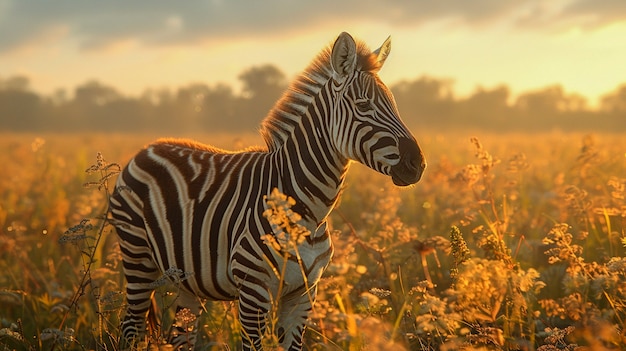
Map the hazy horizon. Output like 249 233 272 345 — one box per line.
2 65 624 111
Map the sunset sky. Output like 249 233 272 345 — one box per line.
1 0 625 106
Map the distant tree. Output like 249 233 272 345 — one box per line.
58 80 156 132
460 85 511 129
0 75 43 131
144 88 178 132
62 80 123 131
201 83 239 131
515 85 587 115
49 88 69 106
391 76 455 128
600 84 626 113
173 83 212 132
1 68 624 133
104 98 155 132
74 80 122 106
141 88 174 106
1 75 31 91
513 85 591 130
237 65 287 127
239 64 286 100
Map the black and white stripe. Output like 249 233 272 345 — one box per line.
110 31 425 351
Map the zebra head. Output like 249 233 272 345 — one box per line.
329 32 426 186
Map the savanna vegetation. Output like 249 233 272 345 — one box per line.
0 66 625 134
1 129 625 350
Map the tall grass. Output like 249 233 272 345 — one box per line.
0 131 625 350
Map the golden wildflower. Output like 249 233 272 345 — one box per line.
262 188 310 254
450 226 470 280
449 258 542 324
542 223 583 265
174 308 197 331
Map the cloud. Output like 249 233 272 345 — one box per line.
1 0 624 53
562 0 626 25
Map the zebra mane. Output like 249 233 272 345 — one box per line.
260 38 381 151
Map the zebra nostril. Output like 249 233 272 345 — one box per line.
398 138 424 169
407 155 426 171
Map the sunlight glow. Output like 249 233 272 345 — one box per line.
0 6 625 107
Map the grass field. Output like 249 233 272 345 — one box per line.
1 130 625 350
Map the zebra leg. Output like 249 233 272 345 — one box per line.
238 284 271 351
118 232 161 349
276 285 317 351
166 289 203 350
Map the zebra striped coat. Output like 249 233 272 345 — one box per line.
110 32 425 350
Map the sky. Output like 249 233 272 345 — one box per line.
1 0 625 106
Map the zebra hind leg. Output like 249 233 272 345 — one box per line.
166 289 203 350
119 269 160 349
117 232 161 349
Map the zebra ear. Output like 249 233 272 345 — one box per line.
331 32 357 78
373 35 392 68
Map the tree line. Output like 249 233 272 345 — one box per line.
1 64 624 133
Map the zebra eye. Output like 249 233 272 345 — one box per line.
355 101 372 112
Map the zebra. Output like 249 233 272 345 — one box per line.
109 31 426 350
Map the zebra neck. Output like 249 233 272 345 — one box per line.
261 61 349 226
272 118 349 228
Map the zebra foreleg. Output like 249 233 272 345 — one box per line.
276 285 317 351
166 289 203 350
238 285 272 351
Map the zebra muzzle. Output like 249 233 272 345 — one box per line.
390 137 426 186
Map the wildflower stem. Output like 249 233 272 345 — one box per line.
420 253 432 285
53 154 118 350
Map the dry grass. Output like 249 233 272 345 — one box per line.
0 130 625 350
